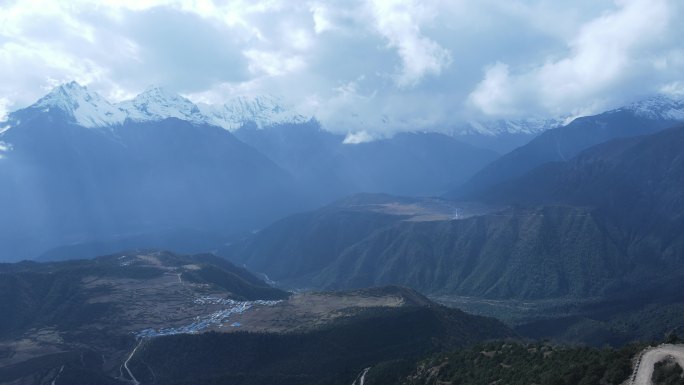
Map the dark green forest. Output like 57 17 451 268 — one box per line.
376 341 644 385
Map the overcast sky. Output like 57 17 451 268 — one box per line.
1 0 683 132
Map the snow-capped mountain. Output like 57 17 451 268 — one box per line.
11 82 307 130
458 117 566 137
199 95 308 130
622 94 684 121
10 82 684 139
455 94 684 137
118 86 207 125
28 81 127 128
0 83 306 261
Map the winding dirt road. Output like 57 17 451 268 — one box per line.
631 344 684 385
123 339 143 385
351 367 370 385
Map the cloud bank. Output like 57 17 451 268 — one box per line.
0 0 682 133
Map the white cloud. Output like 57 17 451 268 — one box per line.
310 4 335 34
467 62 518 116
538 0 669 102
367 0 452 87
343 131 374 144
315 77 380 132
243 49 306 76
0 139 11 160
0 0 682 134
0 97 10 122
661 81 684 97
468 0 679 117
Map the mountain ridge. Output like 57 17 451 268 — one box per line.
9 82 683 141
227 125 684 300
0 250 514 385
451 96 684 198
8 82 307 131
0 112 302 261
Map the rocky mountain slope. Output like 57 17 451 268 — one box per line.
0 102 301 261
227 125 684 301
235 123 499 198
451 96 684 197
0 83 499 261
0 251 513 385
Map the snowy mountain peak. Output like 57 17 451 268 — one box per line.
31 81 126 127
623 94 684 121
136 86 193 106
20 83 309 130
458 117 566 137
457 94 684 137
21 82 208 128
118 86 205 124
199 94 308 130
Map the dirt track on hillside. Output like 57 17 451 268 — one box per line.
631 344 684 385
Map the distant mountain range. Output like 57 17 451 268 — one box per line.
10 82 684 142
451 117 567 154
0 84 496 259
451 95 684 198
5 81 567 149
458 117 566 137
20 81 307 130
234 122 498 199
1 82 683 262
227 124 684 303
12 82 563 139
0 106 302 261
226 196 627 299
